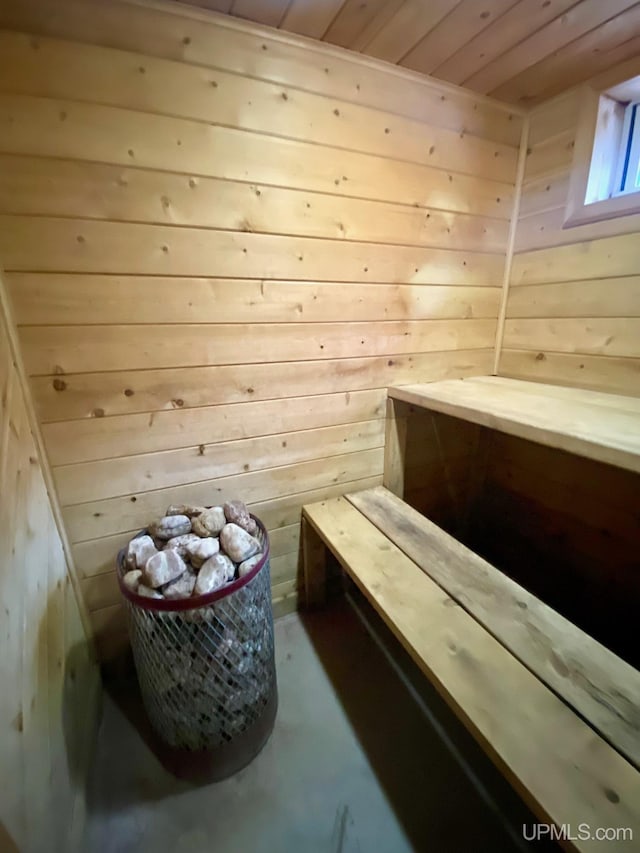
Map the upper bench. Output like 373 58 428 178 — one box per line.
388 376 640 474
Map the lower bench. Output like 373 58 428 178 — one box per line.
301 486 640 852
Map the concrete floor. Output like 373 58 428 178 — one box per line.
86 594 553 853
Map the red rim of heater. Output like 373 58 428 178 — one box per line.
116 514 270 612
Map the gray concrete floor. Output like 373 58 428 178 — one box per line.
86 595 553 853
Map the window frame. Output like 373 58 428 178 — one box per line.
613 100 640 196
564 74 640 229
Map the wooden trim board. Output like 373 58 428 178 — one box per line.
493 111 530 373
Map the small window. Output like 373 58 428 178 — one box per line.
564 75 640 228
614 101 640 196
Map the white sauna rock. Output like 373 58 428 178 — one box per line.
186 536 220 569
149 514 192 540
144 549 186 588
220 523 260 563
194 555 229 596
238 553 263 578
223 500 258 536
162 572 197 600
163 533 200 557
126 535 157 570
166 504 207 518
137 584 163 599
200 553 236 584
191 506 226 537
219 553 236 582
122 569 142 592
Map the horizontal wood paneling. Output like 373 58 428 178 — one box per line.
6 275 502 326
0 0 523 144
64 447 385 542
3 0 638 107
499 351 640 396
507 279 640 319
0 33 518 182
20 320 496 376
499 88 640 398
0 282 99 850
73 474 383 580
0 9 512 655
0 97 514 217
511 233 640 285
511 88 640 251
503 318 640 359
0 156 509 253
88 603 129 661
43 389 386 465
525 90 580 147
515 207 640 253
55 419 385 505
31 350 494 424
523 131 575 183
0 217 504 282
519 173 570 218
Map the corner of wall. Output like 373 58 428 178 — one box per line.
0 265 103 851
0 270 97 653
492 111 530 375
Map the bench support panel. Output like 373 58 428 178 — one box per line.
301 515 328 608
382 397 408 498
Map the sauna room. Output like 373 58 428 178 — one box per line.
1 0 639 850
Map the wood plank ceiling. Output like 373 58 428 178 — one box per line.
187 0 640 105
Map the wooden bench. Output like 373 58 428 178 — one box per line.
386 375 640 475
302 485 640 852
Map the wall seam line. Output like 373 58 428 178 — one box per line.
493 112 530 375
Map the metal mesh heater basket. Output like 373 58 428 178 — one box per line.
117 516 277 781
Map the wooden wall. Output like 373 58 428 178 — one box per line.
0 0 522 657
498 84 640 396
30 0 639 107
0 281 100 852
